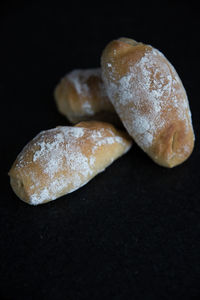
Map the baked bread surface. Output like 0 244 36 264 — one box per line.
54 68 119 124
101 37 195 167
9 121 132 205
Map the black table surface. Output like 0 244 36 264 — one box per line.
1 1 200 299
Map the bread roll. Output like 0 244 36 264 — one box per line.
54 68 119 124
101 37 195 168
9 121 132 205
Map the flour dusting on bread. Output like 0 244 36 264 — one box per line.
67 68 101 97
11 123 132 205
103 47 191 149
65 68 112 117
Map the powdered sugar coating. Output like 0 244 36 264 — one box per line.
103 47 192 149
15 125 131 205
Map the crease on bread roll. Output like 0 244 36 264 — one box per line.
54 68 120 125
9 121 132 205
101 37 195 168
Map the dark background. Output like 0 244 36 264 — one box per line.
1 1 200 299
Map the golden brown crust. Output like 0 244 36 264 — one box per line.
101 37 195 168
54 69 120 125
9 121 132 205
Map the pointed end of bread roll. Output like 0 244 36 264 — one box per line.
54 77 77 123
118 37 139 46
102 37 144 58
9 176 27 203
150 121 195 168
